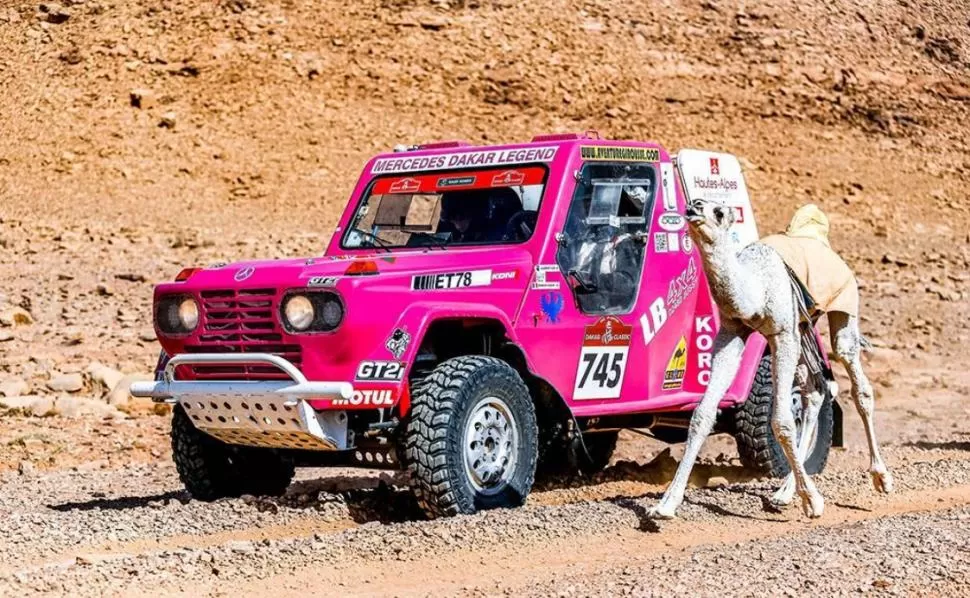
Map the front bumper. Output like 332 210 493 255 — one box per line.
130 353 353 451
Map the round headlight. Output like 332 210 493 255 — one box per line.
284 295 315 331
320 296 344 329
177 298 199 331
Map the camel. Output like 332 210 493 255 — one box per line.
646 202 893 519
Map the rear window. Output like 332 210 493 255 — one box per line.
341 166 547 250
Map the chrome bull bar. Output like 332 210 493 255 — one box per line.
130 353 353 451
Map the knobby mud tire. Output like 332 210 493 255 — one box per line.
733 354 834 478
404 356 538 518
171 405 295 501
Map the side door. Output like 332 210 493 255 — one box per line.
516 147 698 414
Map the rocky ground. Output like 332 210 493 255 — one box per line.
2 0 970 595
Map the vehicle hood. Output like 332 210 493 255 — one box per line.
161 247 535 293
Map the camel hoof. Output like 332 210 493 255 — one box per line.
645 503 677 520
871 468 894 494
770 490 795 508
799 492 825 519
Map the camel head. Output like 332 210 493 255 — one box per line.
685 198 736 248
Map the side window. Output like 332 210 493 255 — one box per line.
556 162 656 315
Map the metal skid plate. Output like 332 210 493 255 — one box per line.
180 397 348 450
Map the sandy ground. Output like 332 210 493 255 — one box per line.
2 0 970 595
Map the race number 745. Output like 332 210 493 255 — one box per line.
573 346 628 400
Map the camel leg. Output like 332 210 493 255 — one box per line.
830 311 893 493
768 333 824 518
646 325 747 519
771 362 824 507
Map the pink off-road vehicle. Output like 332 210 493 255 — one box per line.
132 133 842 518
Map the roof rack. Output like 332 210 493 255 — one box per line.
531 131 601 142
415 140 472 150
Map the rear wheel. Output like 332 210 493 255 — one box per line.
732 354 834 478
404 356 538 518
171 405 295 500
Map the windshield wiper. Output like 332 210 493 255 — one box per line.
351 228 392 253
409 232 449 250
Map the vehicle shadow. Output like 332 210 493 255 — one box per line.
44 452 768 525
535 448 764 492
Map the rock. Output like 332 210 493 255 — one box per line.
0 331 13 342
706 476 730 488
0 307 33 327
107 373 153 406
18 461 35 475
159 112 177 129
38 3 70 24
95 283 115 296
129 88 156 109
48 373 84 393
0 378 30 397
114 273 146 283
54 396 125 419
228 540 255 554
0 396 56 417
86 362 125 395
59 45 83 65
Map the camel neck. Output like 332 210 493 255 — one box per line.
696 237 744 309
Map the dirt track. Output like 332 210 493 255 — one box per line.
2 0 970 595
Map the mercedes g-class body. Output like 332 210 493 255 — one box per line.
132 133 841 518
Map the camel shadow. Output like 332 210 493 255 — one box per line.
903 440 970 451
48 491 187 511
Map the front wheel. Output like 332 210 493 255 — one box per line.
171 405 295 500
732 354 834 478
404 356 538 518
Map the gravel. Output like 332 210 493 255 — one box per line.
1 444 968 596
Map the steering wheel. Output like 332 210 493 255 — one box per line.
504 211 538 242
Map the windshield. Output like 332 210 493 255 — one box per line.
341 166 547 249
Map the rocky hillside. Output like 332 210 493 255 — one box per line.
0 0 968 384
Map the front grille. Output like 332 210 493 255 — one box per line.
180 288 302 381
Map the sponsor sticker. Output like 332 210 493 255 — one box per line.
574 316 633 400
682 234 694 254
371 146 558 174
385 328 411 359
663 336 688 390
653 232 680 254
234 267 254 282
532 265 560 290
491 271 517 281
658 211 686 232
540 292 564 323
412 270 492 290
332 389 395 407
695 316 714 386
660 162 677 211
491 170 525 186
666 258 699 313
580 146 660 162
710 157 720 175
307 276 338 287
355 360 405 382
389 177 421 193
437 176 476 188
